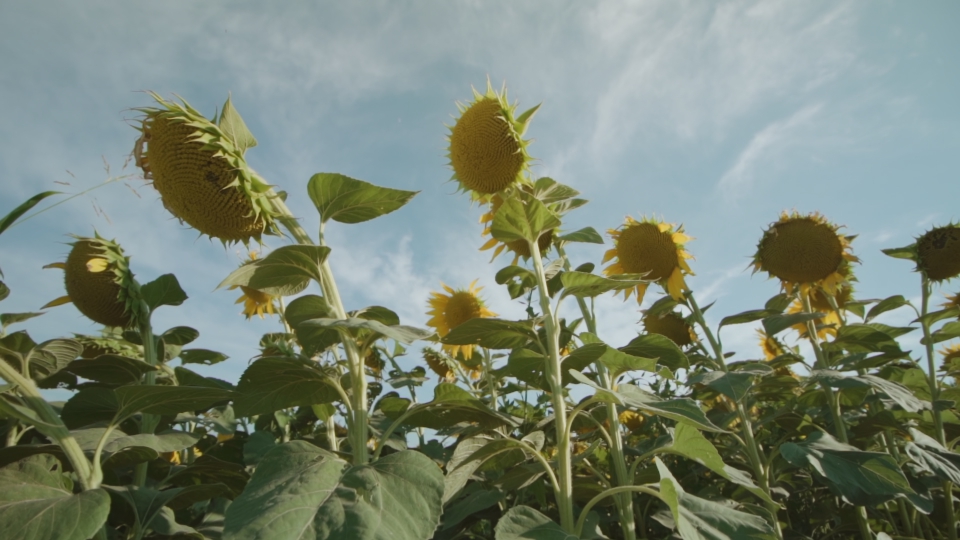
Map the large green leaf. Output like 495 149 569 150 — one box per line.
218 245 331 296
65 354 156 385
26 339 82 382
384 383 517 430
557 227 604 244
234 357 339 417
810 371 927 413
665 424 774 505
115 385 235 419
61 387 119 429
656 458 775 540
595 346 658 379
780 431 917 507
618 384 724 433
440 489 503 531
0 455 109 540
179 348 229 366
559 271 645 298
718 309 779 329
0 312 44 328
688 372 754 403
494 505 575 540
761 312 824 337
619 333 689 370
308 173 418 224
490 192 561 244
141 273 188 312
223 442 443 540
300 317 433 345
104 430 201 455
904 428 960 484
106 484 227 539
442 318 537 350
444 437 489 504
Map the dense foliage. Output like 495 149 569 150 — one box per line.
1 87 958 540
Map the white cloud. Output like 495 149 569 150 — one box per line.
717 103 822 198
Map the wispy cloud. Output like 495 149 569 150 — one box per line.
717 104 822 198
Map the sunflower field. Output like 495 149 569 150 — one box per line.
1 83 959 540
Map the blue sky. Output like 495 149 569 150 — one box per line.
2 1 958 389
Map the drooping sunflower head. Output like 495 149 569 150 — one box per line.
43 235 141 328
916 224 960 282
422 347 457 382
447 80 538 200
786 264 855 340
942 293 960 314
426 280 497 359
757 329 786 361
753 211 857 296
603 216 693 304
228 252 280 320
134 92 281 244
641 310 696 347
940 343 960 384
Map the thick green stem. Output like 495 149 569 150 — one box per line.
482 348 498 411
799 292 871 539
529 239 575 533
687 293 783 538
134 313 158 487
556 245 637 540
920 278 957 540
0 359 97 490
272 196 369 465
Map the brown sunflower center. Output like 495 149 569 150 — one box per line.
449 98 524 194
917 225 960 281
145 115 264 242
445 291 483 329
642 312 693 347
758 218 843 284
616 223 679 281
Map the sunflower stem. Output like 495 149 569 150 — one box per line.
799 292 872 540
134 309 159 488
0 358 97 490
687 292 783 539
529 238 575 533
920 276 957 540
273 195 370 465
482 348 499 412
556 244 637 540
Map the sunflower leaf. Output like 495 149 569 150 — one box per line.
619 333 689 371
234 357 340 417
882 244 918 262
442 318 537 350
222 442 444 540
300 317 433 345
495 506 573 540
761 312 825 336
308 172 418 224
0 191 60 238
655 458 776 540
560 271 645 298
490 192 561 244
141 273 188 312
719 309 779 329
865 295 910 322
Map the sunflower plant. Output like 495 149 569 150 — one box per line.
1 86 959 540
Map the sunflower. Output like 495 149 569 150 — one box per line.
641 310 696 347
422 347 457 382
753 211 857 297
916 224 960 282
134 93 281 244
426 280 497 360
618 410 646 431
232 286 278 319
941 344 960 383
228 252 279 319
603 216 693 304
786 267 855 340
447 80 538 200
42 234 141 328
757 329 786 361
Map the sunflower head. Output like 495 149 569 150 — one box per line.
618 410 646 431
426 280 496 359
916 225 960 282
753 211 857 296
786 265 855 340
447 80 538 200
134 93 281 244
603 216 693 304
43 235 141 328
228 252 280 319
757 329 786 361
642 310 696 347
422 347 457 382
